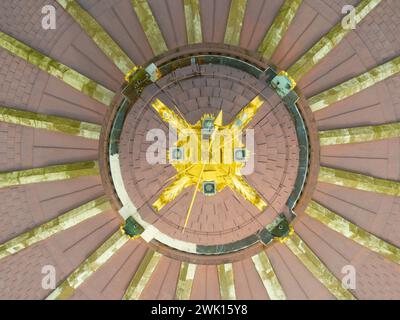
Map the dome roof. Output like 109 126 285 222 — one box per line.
0 0 399 300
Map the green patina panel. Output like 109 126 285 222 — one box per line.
319 166 400 196
288 0 383 82
266 214 291 238
196 234 259 255
306 200 400 265
123 216 144 238
0 31 115 106
56 0 135 74
109 99 131 156
131 0 168 56
0 161 100 188
224 0 247 46
319 122 400 145
309 55 400 112
184 0 202 44
258 0 302 60
0 106 101 139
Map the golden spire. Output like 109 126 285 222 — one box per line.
150 96 268 221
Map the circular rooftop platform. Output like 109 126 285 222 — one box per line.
112 52 303 259
0 0 399 300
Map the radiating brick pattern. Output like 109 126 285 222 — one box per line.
0 0 73 55
0 244 63 300
0 123 23 172
355 253 400 299
294 216 400 299
0 49 39 107
0 188 33 243
0 0 399 300
382 197 400 248
386 75 400 120
0 51 37 173
0 0 121 92
354 0 400 65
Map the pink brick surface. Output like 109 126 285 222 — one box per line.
0 0 399 300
